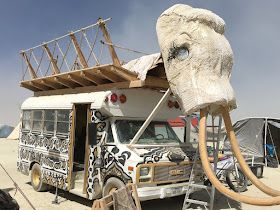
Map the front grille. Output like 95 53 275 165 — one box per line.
154 164 192 182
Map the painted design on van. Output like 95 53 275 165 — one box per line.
101 146 132 183
140 146 193 163
18 109 72 190
19 147 68 173
42 169 67 189
103 146 131 166
87 110 108 199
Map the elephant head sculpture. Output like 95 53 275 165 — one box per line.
156 4 280 206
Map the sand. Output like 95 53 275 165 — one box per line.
0 138 280 210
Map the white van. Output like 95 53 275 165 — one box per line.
17 88 199 201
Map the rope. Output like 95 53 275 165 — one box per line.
33 50 44 77
82 29 100 65
57 40 71 71
100 40 149 55
0 163 37 210
98 41 105 64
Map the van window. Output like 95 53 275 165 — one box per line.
44 110 55 133
57 110 70 134
32 110 43 132
115 120 180 144
22 110 32 130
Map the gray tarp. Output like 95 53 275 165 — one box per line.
0 125 14 138
224 118 265 157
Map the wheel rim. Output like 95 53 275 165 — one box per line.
32 169 40 187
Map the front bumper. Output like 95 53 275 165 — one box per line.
137 182 191 201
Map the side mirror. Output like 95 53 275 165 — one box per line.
88 122 97 146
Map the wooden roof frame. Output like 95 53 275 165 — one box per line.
20 18 168 96
21 64 169 96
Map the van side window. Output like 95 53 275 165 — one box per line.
22 110 32 130
44 110 55 133
57 110 70 134
106 124 114 143
32 110 43 132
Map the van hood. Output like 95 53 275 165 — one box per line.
132 146 196 164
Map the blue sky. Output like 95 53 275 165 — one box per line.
1 0 280 126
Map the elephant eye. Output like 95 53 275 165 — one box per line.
168 46 189 61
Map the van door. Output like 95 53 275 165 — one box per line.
69 104 90 197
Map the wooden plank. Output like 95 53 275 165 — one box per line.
67 106 75 191
20 82 41 92
69 33 89 69
21 52 37 79
42 78 64 89
39 80 56 89
102 65 138 81
131 184 142 210
42 44 60 74
68 74 93 86
34 79 168 97
144 76 169 89
80 71 105 85
35 81 133 96
54 76 78 88
97 69 124 83
83 105 91 195
98 18 121 67
29 81 49 91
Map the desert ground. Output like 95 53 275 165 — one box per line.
1 138 280 210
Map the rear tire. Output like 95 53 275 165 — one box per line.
226 169 247 192
102 177 125 197
31 163 48 192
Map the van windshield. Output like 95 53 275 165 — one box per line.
115 120 181 144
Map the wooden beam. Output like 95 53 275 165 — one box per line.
34 81 134 96
67 74 92 86
104 65 138 81
39 80 55 89
145 76 169 89
80 71 105 85
69 33 89 69
20 82 41 92
98 18 121 66
42 44 60 75
29 81 50 91
42 78 64 89
97 69 124 83
21 52 37 79
54 76 77 88
34 79 168 97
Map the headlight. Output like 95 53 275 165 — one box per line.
140 167 150 176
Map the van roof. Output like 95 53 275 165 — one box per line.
21 89 182 120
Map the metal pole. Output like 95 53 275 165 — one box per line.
130 88 172 145
264 118 268 166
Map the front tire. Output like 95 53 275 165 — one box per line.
226 169 247 192
102 177 125 197
31 163 48 192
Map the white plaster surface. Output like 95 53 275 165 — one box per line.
156 4 237 115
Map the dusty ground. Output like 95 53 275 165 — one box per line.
0 138 280 210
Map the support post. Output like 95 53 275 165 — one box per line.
69 33 89 69
42 44 60 75
98 18 121 67
130 88 171 145
264 118 268 166
21 51 37 79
